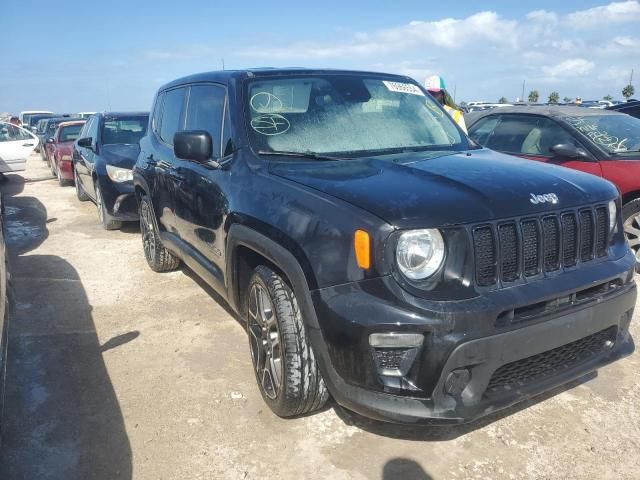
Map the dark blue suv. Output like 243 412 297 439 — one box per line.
134 69 636 424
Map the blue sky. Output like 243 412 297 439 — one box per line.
1 0 639 113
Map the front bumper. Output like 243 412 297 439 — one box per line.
308 250 636 424
97 177 138 221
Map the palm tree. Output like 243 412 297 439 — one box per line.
603 94 614 102
563 96 573 103
498 97 508 104
528 90 539 103
548 92 560 104
623 84 635 100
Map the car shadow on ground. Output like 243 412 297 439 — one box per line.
0 175 133 479
331 372 597 441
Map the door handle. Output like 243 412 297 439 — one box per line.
22 143 34 147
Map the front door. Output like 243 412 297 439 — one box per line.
174 83 230 278
0 123 37 172
76 116 100 199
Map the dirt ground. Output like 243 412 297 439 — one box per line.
0 154 639 480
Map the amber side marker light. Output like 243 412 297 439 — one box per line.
354 229 371 269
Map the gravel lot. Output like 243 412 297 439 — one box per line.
0 154 639 479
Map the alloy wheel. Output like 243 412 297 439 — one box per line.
623 214 640 263
140 201 156 262
247 283 282 400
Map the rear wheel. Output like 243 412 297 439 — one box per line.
247 265 328 417
95 181 122 230
622 198 640 272
74 168 90 201
139 195 180 272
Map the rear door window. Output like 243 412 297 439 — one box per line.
184 84 226 157
159 88 186 145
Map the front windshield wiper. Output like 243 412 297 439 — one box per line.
258 150 345 161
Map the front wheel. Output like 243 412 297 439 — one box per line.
95 181 122 231
622 198 640 272
247 265 328 417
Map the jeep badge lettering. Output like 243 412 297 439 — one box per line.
530 193 559 205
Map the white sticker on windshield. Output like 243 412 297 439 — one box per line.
382 81 425 96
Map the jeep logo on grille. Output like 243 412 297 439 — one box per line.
529 193 559 205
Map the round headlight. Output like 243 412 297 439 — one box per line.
396 229 445 280
608 200 617 233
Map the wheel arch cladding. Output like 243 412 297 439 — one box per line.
227 224 319 329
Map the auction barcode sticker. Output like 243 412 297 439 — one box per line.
382 81 425 96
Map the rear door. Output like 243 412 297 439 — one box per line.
151 87 187 234
0 123 37 172
173 83 230 278
470 114 603 176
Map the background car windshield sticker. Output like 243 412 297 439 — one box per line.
382 81 424 96
251 114 290 136
564 116 629 152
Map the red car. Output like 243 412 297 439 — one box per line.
467 106 640 269
47 120 85 186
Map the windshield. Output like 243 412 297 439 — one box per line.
245 74 467 157
101 116 148 145
563 114 640 155
59 124 83 143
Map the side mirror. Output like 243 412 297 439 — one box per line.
174 130 213 164
550 143 592 161
77 137 93 148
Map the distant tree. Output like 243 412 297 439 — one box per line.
459 101 468 107
623 84 635 100
528 90 539 103
498 96 508 104
548 91 560 104
563 96 573 103
603 94 614 102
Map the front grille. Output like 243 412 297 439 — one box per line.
486 327 616 394
474 204 609 286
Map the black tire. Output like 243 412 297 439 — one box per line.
247 265 328 417
622 198 640 273
74 168 90 201
95 181 122 230
139 195 180 272
56 165 71 187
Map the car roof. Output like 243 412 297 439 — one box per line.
96 112 149 118
159 68 415 91
57 120 86 127
466 105 624 127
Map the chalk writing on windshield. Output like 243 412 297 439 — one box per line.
251 114 290 136
250 92 284 113
564 116 629 152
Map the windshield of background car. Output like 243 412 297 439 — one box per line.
563 114 640 155
101 116 148 145
59 124 83 142
245 75 466 156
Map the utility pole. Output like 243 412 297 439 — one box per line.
631 69 634 85
453 83 457 102
222 58 225 70
521 80 525 103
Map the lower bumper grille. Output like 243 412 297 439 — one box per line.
485 327 616 394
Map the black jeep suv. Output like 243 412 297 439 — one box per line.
134 69 636 424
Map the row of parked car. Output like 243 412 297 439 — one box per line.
6 68 640 426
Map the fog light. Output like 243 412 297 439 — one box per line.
445 369 471 396
370 333 423 377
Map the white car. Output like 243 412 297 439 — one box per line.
18 110 53 125
0 122 39 173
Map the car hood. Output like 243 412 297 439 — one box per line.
268 149 618 228
101 144 140 168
